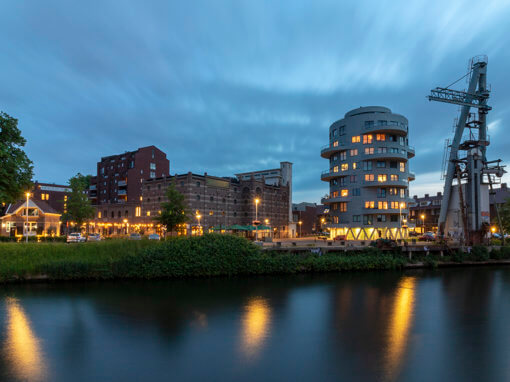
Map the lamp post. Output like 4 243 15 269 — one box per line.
321 218 325 231
264 218 269 239
298 221 302 237
196 213 201 236
254 198 260 241
420 214 425 234
491 226 496 241
123 219 128 235
25 192 30 243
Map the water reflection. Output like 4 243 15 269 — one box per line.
240 297 271 359
4 297 47 381
385 276 416 381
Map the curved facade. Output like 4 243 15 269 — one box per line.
321 106 414 240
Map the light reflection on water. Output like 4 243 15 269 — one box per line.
385 276 416 381
240 297 271 359
4 297 47 382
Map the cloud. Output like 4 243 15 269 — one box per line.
1 0 510 204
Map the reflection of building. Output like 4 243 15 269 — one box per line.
0 198 61 237
142 168 291 237
321 106 415 240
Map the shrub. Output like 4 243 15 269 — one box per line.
452 249 465 263
470 245 489 261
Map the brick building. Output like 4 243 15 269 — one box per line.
32 182 71 214
0 198 61 237
142 170 291 237
88 146 169 235
408 192 442 233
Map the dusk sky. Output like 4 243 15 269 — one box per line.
2 0 510 203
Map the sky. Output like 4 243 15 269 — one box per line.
1 0 510 203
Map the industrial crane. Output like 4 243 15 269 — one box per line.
428 56 505 245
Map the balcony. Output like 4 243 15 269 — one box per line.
408 172 416 181
363 179 409 188
89 185 97 191
407 146 415 158
321 169 348 181
118 180 127 187
320 144 345 158
118 189 127 196
364 121 408 134
321 195 352 204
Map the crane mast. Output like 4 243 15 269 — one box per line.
428 56 505 244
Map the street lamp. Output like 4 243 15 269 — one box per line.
254 198 260 241
25 192 30 243
420 214 425 234
196 213 201 236
123 218 128 235
298 220 302 237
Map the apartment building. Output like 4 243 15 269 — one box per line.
320 106 415 240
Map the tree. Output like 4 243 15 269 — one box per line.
0 112 33 203
498 196 510 234
154 182 189 235
61 173 95 230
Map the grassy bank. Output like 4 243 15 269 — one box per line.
0 235 509 283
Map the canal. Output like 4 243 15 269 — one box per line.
1 266 510 381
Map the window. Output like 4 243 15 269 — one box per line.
365 201 375 209
399 162 405 172
209 211 214 216
352 215 361 222
150 171 156 178
352 188 360 196
364 121 374 129
399 136 405 146
339 177 346 186
376 161 386 168
391 202 401 209
196 195 200 200
391 174 399 181
376 134 386 141
331 179 338 186
340 151 347 160
400 189 405 198
210 196 214 202
377 147 387 154
352 136 360 143
352 162 357 170
378 174 387 182
377 214 387 222
333 140 339 147
377 188 386 198
363 215 373 225
332 155 338 162
333 166 339 173
350 175 357 183
390 215 398 222
152 149 155 159
103 210 107 217
390 148 399 153
389 188 398 195
332 129 338 137
390 161 397 169
331 191 339 198
363 134 373 144
363 161 372 171
378 201 388 210
125 210 129 217
339 126 345 135
341 163 348 171
378 120 388 126
364 147 374 155
135 207 141 217
341 189 348 197
150 163 156 170
98 211 102 218
339 202 347 212
196 182 200 187
350 149 358 156
365 174 374 181
117 211 121 218
147 211 151 216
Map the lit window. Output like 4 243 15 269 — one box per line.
158 210 162 215
135 207 141 217
365 201 375 209
351 136 360 143
333 141 339 147
391 174 399 181
378 201 388 210
209 211 214 216
363 134 373 144
350 149 358 156
150 163 156 170
399 162 405 172
146 211 151 216
364 147 374 155
378 174 387 182
333 166 339 173
376 134 386 141
98 211 102 218
341 189 348 197
331 191 339 198
339 202 347 212
364 174 374 181
341 163 348 171
352 162 357 169
391 202 399 209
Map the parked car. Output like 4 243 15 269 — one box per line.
87 233 101 242
129 233 142 240
408 230 419 237
148 234 160 241
419 232 436 241
317 233 329 240
67 233 86 243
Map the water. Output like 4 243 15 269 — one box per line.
1 267 510 382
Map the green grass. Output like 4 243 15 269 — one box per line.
0 234 508 283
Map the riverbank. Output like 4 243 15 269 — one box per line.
1 234 509 283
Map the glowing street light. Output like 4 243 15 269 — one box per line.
25 192 30 243
420 214 425 234
298 220 302 237
196 213 202 236
254 198 260 241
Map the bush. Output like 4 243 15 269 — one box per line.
470 245 489 261
452 249 465 263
